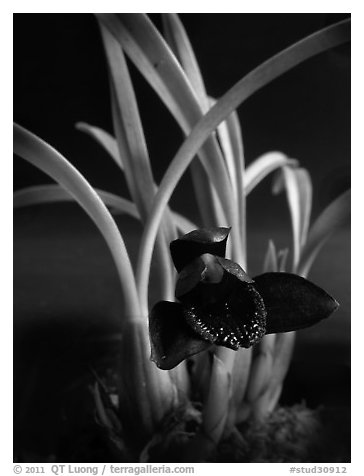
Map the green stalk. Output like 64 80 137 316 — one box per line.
13 184 197 234
13 123 141 319
136 18 350 315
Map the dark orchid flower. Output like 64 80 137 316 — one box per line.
149 227 339 370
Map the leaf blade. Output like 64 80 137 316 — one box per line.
13 123 141 316
97 13 242 263
298 189 350 277
136 19 350 308
75 122 123 169
245 152 298 196
13 184 197 235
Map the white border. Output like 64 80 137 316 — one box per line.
6 3 361 472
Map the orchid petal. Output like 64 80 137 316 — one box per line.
149 301 211 370
170 227 230 272
253 272 339 334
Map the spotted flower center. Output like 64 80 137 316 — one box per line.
181 274 267 350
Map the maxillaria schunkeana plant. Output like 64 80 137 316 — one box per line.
149 226 338 371
14 14 350 461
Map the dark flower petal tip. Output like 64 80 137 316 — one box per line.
183 279 267 350
170 227 231 272
215 256 254 284
253 272 339 334
149 301 211 370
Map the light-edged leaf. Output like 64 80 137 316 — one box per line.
13 123 141 316
252 332 296 418
298 189 350 277
97 13 242 264
162 15 226 229
211 96 247 264
245 334 276 406
226 347 252 427
222 110 247 267
245 152 298 196
178 354 231 462
136 18 350 317
263 239 279 273
118 319 178 439
13 184 138 218
202 354 231 443
272 166 313 270
168 363 191 399
277 248 289 271
190 351 213 402
101 22 179 303
100 24 154 219
13 184 197 234
75 122 123 170
217 117 238 191
263 240 289 273
162 13 209 113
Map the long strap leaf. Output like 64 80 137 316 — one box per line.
13 123 141 318
163 13 223 230
245 152 298 195
247 332 296 420
211 96 247 265
223 110 247 266
100 24 155 219
136 19 350 311
13 184 196 234
75 122 123 170
180 354 231 461
272 166 312 271
101 23 176 302
298 189 350 277
162 13 209 113
97 13 242 265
